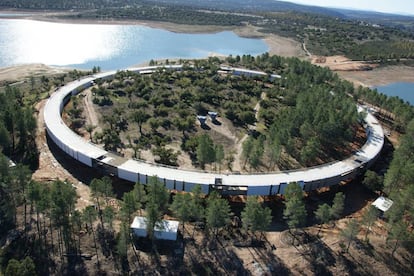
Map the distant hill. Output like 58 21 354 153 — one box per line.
0 0 343 17
142 0 344 16
1 0 413 32
334 9 414 31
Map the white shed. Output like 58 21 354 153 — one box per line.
372 196 393 212
131 216 179 241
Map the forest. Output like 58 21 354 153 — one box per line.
0 53 413 274
68 55 361 172
0 1 413 274
2 0 414 62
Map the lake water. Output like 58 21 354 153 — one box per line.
375 82 414 106
0 19 268 70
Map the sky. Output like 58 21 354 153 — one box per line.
279 0 414 16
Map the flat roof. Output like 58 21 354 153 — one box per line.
372 196 393 212
131 216 179 233
44 66 384 190
44 77 108 159
118 159 218 184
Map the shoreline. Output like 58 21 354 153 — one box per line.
1 11 414 86
337 65 414 87
0 10 305 58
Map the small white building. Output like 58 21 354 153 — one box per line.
130 216 179 241
197 115 207 125
372 196 393 212
208 111 218 121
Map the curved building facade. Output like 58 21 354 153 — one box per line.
44 65 384 195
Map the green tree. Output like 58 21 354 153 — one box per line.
331 192 345 220
120 191 138 223
85 124 96 142
249 138 264 170
206 192 232 237
341 219 360 252
196 134 215 169
100 128 122 152
0 123 11 152
266 139 281 170
50 180 77 255
131 110 148 136
315 203 332 236
283 182 306 234
242 137 254 168
145 176 169 242
10 164 31 229
90 176 114 226
102 206 115 231
241 196 272 240
387 219 409 257
5 257 36 276
117 222 130 270
300 137 321 165
148 117 160 134
170 193 193 233
83 205 100 265
190 184 205 223
362 170 384 192
132 182 147 215
174 117 192 137
362 205 379 241
71 210 83 254
214 144 225 172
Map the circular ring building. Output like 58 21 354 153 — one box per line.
44 65 384 195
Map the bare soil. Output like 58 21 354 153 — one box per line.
1 16 412 274
338 65 414 87
0 63 68 83
32 98 94 210
311 55 378 72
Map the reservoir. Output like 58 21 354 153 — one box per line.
375 82 414 106
0 19 268 70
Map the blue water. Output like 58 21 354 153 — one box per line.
375 82 414 105
0 18 268 70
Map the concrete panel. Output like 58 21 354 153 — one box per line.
279 183 288 195
175 181 183 191
166 179 174 190
139 174 147 185
184 182 196 192
78 152 92 167
247 186 270 196
118 168 138 183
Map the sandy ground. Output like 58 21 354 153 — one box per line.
32 99 93 209
311 55 377 72
0 63 68 82
1 14 412 275
338 65 414 87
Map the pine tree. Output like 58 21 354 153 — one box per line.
145 176 169 243
331 192 345 219
315 203 332 235
341 219 360 252
283 182 306 237
170 193 192 233
362 205 379 241
241 196 272 240
197 134 215 169
387 219 409 257
206 192 232 237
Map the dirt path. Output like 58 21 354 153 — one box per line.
32 98 93 210
302 41 312 58
232 92 266 172
82 88 102 136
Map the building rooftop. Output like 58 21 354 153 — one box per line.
372 196 393 212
